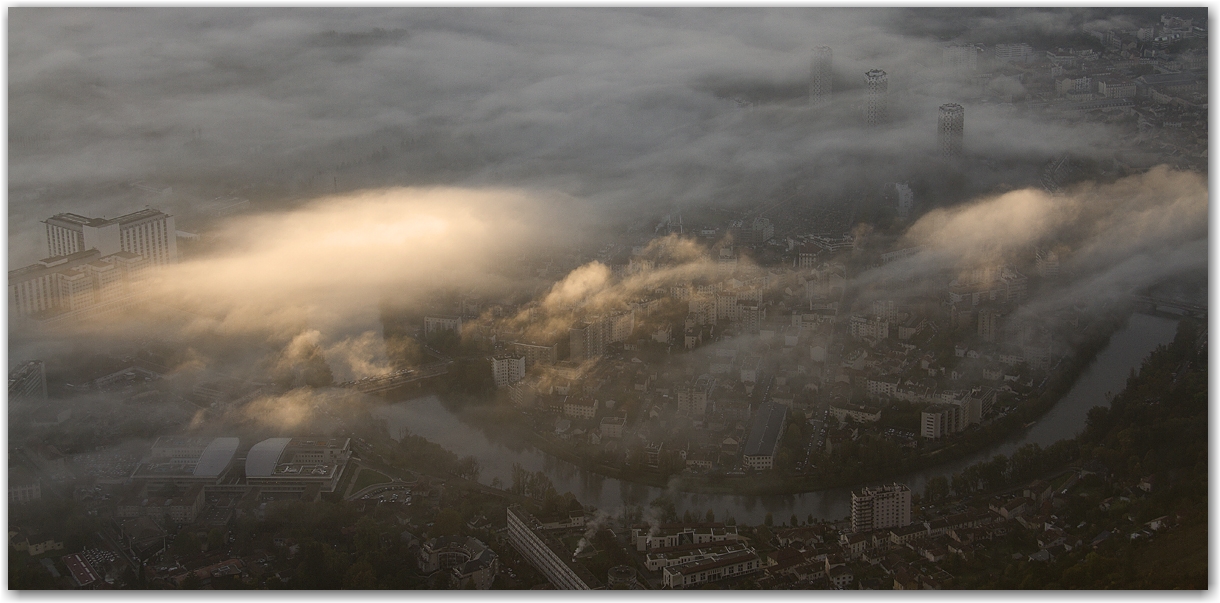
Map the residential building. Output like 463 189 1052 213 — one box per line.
632 523 742 552
417 536 499 590
864 69 888 127
830 403 882 424
810 46 833 105
9 467 41 504
492 355 526 387
662 549 761 589
942 44 978 74
599 416 625 439
508 341 558 369
563 397 598 420
507 505 600 590
424 315 463 337
921 403 965 439
994 43 1034 64
938 103 964 159
851 483 912 533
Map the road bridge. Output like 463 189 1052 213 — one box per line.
337 361 452 394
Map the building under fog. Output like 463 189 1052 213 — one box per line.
938 103 964 158
244 437 353 492
809 46 833 105
10 207 178 326
8 360 47 403
130 437 243 486
45 208 178 267
864 69 888 127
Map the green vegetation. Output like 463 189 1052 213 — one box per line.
949 319 1207 589
351 467 393 493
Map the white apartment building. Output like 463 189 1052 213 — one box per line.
492 355 526 387
507 505 598 590
424 315 463 336
9 249 151 321
661 549 761 589
851 483 912 533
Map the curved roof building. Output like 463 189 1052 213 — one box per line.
194 437 240 478
244 438 292 478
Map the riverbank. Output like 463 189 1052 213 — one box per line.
445 308 1143 497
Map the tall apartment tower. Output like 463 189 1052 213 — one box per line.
850 483 912 533
864 69 888 127
809 46 833 105
938 103 965 158
44 208 178 266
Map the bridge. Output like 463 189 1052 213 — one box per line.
338 361 452 394
1130 295 1207 317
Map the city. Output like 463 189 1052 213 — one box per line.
7 8 1208 590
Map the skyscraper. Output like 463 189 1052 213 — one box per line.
938 103 965 158
864 69 888 127
809 46 833 105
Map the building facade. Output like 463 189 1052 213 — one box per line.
809 46 833 105
492 355 526 387
938 103 965 158
506 505 599 590
45 208 178 266
864 69 888 127
851 483 912 533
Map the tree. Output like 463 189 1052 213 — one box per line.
455 456 480 481
705 509 715 523
924 475 950 503
207 529 226 552
343 560 378 589
764 512 774 527
433 509 462 537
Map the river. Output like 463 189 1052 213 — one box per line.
372 312 1180 525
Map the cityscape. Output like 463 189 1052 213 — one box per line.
7 8 1208 590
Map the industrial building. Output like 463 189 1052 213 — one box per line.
8 360 47 403
130 437 242 485
244 437 352 493
742 401 789 471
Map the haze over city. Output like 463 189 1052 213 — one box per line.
8 7 1208 591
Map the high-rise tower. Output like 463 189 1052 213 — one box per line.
864 69 888 127
938 103 965 158
809 46 833 105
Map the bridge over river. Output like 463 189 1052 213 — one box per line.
337 361 451 394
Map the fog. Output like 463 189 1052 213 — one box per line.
6 8 1206 458
10 8 1164 266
